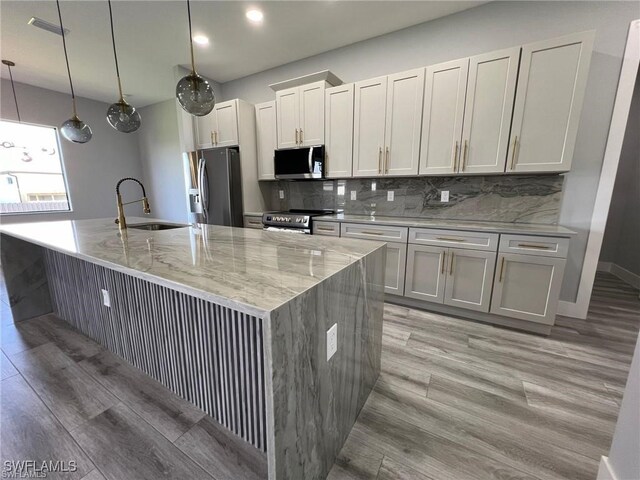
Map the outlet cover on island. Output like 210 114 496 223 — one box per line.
101 289 111 307
387 190 394 201
327 323 338 361
279 190 285 199
350 191 357 201
441 190 449 202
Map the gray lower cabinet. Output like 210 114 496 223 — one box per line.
244 214 263 229
405 244 496 313
384 242 407 296
490 252 566 325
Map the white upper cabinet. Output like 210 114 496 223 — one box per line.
255 101 277 180
325 84 354 178
507 32 594 173
353 76 388 177
195 100 239 148
420 59 469 175
460 47 520 174
384 68 424 176
275 81 325 149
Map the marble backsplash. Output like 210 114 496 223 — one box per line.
266 175 565 224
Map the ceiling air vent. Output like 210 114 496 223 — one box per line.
28 17 70 36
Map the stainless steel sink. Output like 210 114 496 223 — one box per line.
127 223 188 231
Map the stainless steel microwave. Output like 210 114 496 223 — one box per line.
274 145 325 180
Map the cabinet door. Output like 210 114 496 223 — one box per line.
196 113 214 148
384 68 424 176
490 253 566 325
443 248 496 313
325 84 354 178
420 59 469 175
255 101 277 180
507 32 594 173
353 77 387 177
384 242 407 296
276 87 299 149
213 100 239 147
460 47 520 174
405 244 446 303
299 81 325 146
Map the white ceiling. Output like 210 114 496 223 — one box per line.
1 1 485 107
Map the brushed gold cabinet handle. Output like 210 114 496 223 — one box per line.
295 129 299 145
510 136 518 170
385 146 390 174
317 226 334 232
214 131 218 145
378 147 383 174
461 140 468 172
453 141 459 172
449 251 455 275
517 243 551 250
436 237 465 242
361 230 384 236
499 257 505 282
300 129 303 145
210 131 214 145
440 252 446 275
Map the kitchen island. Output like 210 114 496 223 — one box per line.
0 218 386 480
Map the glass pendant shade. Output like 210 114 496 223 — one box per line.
176 72 215 116
60 116 92 144
107 100 141 133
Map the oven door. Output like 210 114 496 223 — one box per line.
274 145 325 180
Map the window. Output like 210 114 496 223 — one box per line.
0 120 71 214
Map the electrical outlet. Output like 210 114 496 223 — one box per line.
441 190 450 202
327 323 338 361
101 289 111 307
279 190 285 199
350 191 357 201
387 190 394 201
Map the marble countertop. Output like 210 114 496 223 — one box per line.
0 217 385 316
315 213 576 237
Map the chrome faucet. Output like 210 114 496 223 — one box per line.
115 177 150 230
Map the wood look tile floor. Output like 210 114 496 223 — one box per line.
1 272 638 480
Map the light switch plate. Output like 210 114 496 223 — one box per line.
387 190 394 201
101 289 111 307
350 191 357 201
441 190 450 202
327 323 338 361
279 190 285 199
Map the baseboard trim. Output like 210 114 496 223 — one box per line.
598 261 613 272
610 263 640 289
597 456 618 480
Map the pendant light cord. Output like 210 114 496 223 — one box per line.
107 0 124 100
6 64 21 122
187 0 196 73
55 0 77 117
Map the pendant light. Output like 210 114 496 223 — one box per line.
2 60 21 122
105 0 141 133
56 0 92 144
175 0 215 116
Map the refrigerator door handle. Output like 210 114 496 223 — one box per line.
198 157 209 220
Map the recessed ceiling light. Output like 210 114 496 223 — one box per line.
193 35 209 46
246 9 264 24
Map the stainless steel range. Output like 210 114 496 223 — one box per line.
262 209 334 234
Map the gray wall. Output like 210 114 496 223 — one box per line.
219 1 640 302
600 71 640 277
0 79 145 224
137 99 189 224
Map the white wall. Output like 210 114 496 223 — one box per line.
0 79 145 223
220 1 639 303
600 71 640 278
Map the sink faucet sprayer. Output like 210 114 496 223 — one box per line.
115 177 150 230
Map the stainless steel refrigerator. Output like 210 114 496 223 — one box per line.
183 147 244 226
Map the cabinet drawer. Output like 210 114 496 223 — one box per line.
341 223 408 243
313 221 340 236
409 228 498 252
499 235 569 258
244 215 263 229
